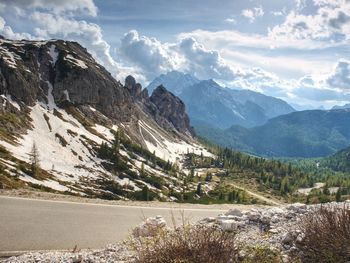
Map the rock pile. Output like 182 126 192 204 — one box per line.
198 203 308 254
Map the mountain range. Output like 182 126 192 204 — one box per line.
196 109 350 158
147 71 295 129
332 103 350 110
148 71 350 158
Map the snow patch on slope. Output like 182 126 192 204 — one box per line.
65 54 88 69
138 120 212 164
0 104 107 183
48 44 58 66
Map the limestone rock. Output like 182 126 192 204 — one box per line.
150 85 195 137
132 215 167 238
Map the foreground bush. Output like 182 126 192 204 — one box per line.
296 204 350 263
130 225 239 263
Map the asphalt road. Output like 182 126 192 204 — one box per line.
0 196 226 253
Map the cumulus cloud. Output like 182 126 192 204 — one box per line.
269 0 350 41
241 6 264 23
178 37 236 80
327 60 350 89
119 30 242 81
0 0 98 16
119 30 183 79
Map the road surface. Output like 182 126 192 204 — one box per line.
0 196 226 254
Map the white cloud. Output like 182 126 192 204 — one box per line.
177 37 236 80
119 30 183 79
271 11 284 16
295 0 307 11
241 6 264 23
118 30 241 82
225 18 236 24
327 60 350 89
178 29 338 52
0 0 98 16
269 0 350 41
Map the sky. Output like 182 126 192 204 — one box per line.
0 0 349 109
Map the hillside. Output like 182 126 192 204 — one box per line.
147 71 295 129
197 109 350 158
321 146 350 172
0 37 213 201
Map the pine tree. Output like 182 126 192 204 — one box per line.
228 191 234 202
189 168 195 182
196 183 202 196
152 150 156 167
336 188 342 202
140 163 145 177
141 186 149 201
29 142 40 178
323 186 330 195
113 131 120 154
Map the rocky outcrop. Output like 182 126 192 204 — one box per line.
150 85 195 137
124 75 148 101
123 76 195 138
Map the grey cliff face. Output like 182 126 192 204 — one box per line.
150 85 195 137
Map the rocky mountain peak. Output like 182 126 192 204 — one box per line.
146 70 199 95
150 85 195 137
124 75 147 101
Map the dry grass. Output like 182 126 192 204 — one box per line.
296 204 350 263
130 224 239 263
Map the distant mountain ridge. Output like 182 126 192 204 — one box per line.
147 71 295 129
332 103 350 110
147 70 199 96
196 109 350 158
